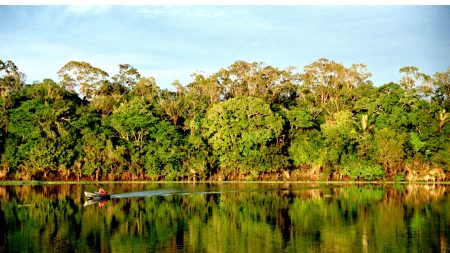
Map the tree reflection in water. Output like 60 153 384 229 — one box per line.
0 183 448 253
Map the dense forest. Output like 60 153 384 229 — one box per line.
0 58 449 181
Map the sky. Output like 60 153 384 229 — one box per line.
0 6 449 89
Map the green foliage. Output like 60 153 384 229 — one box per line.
1 81 81 178
321 110 357 147
373 128 406 172
0 59 449 181
142 120 185 178
286 107 314 135
431 139 450 172
201 96 285 173
0 98 8 153
409 132 426 153
340 156 385 181
110 97 158 142
288 130 322 167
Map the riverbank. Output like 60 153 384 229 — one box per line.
1 166 448 183
1 176 449 186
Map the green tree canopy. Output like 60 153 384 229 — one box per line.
201 96 286 173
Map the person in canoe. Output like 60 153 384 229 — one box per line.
99 187 107 195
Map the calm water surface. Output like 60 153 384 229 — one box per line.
0 183 449 253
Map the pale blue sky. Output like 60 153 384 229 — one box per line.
1 6 449 89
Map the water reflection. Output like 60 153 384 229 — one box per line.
83 186 300 207
0 183 448 253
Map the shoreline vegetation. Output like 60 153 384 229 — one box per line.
1 180 450 186
0 59 449 182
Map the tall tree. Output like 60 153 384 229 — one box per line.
0 59 25 98
131 77 160 102
399 66 432 92
187 73 223 104
159 81 189 126
57 61 109 99
112 64 141 90
432 68 450 110
300 58 372 114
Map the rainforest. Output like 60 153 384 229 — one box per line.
0 58 449 181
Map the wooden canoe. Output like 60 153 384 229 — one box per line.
84 191 110 200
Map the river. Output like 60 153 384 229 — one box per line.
0 182 448 252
